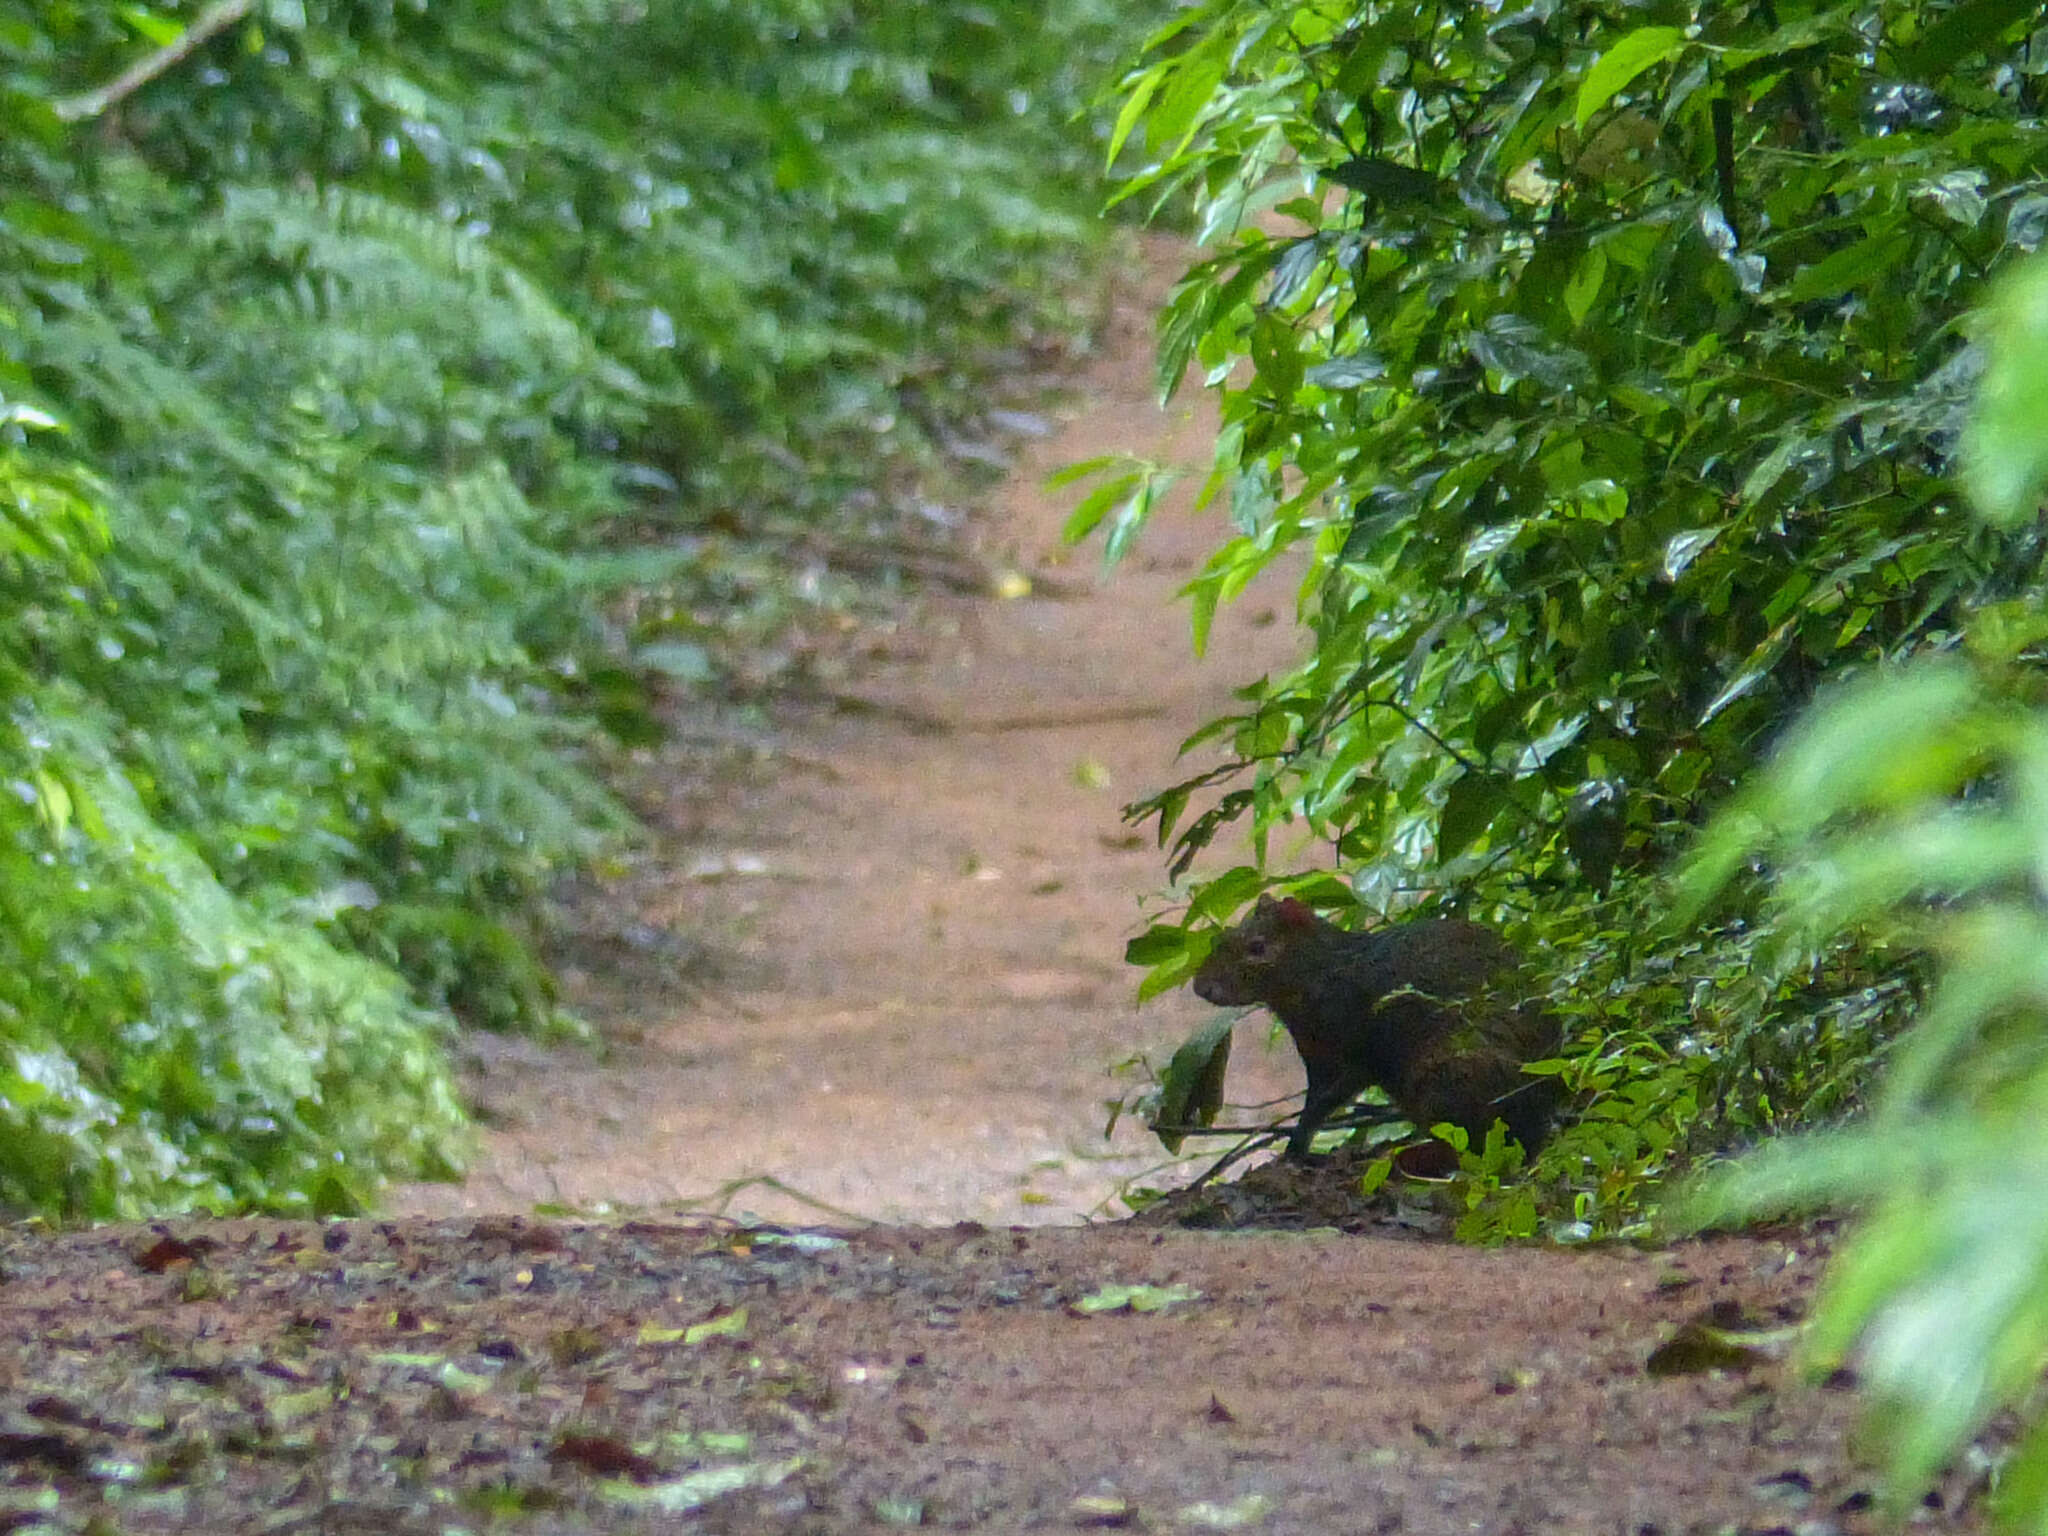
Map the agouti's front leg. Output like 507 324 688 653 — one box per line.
1286 1061 1373 1162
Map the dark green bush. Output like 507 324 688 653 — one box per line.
1089 0 2048 1228
1683 252 2048 1531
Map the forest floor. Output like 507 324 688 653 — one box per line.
0 238 1977 1534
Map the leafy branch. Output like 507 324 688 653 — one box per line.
54 0 257 123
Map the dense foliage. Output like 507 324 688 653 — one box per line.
0 0 1134 1216
1087 0 2048 1232
1683 253 2048 1530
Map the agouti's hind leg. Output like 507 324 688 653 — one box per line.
1401 1046 1552 1156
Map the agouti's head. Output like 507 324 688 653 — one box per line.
1191 894 1318 1007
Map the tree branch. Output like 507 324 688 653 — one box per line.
54 0 257 125
1711 93 1740 241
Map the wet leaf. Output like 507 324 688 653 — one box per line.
1176 1493 1272 1529
260 1385 334 1425
1069 1492 1135 1526
548 1326 607 1367
1646 1304 1800 1376
1149 1014 1233 1155
550 1433 661 1480
1661 527 1723 581
1073 1283 1203 1315
683 1306 749 1344
597 1457 803 1512
133 1236 214 1274
1304 352 1385 389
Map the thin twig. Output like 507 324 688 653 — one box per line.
786 531 1095 601
1186 1129 1283 1190
55 0 257 124
675 1173 876 1229
960 702 1168 733
821 690 1167 735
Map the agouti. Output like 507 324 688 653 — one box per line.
1192 894 1563 1162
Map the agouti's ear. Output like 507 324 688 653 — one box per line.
1274 896 1314 928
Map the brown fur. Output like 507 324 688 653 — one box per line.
1193 895 1562 1161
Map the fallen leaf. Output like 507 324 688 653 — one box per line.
134 1236 214 1274
684 1306 749 1344
550 1433 659 1481
1072 1283 1202 1316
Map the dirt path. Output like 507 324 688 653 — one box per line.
4 240 1971 1536
388 232 1305 1227
0 1216 1932 1535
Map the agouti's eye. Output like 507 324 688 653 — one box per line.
1244 937 1270 961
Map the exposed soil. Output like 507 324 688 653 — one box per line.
385 230 1310 1229
0 1216 1945 1534
0 237 1975 1533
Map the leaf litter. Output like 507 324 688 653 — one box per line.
0 1214 1980 1533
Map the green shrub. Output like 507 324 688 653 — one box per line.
0 0 1139 1215
1090 0 2048 1224
1682 252 2048 1529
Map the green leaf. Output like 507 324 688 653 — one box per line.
1722 11 1854 80
1325 157 1443 206
1575 27 1686 131
121 8 187 47
1189 865 1265 922
1783 229 1913 303
1562 247 1607 327
683 1307 748 1344
1189 576 1220 658
1437 772 1503 862
1106 64 1166 168
1896 0 2039 80
1102 470 1178 567
1061 473 1140 544
1150 1014 1233 1155
1698 618 1797 726
1963 255 2048 524
1043 454 1125 491
1145 31 1231 155
1125 923 1194 967
1137 945 1212 1004
1074 1281 1203 1314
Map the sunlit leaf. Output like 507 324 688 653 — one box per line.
1575 27 1686 130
